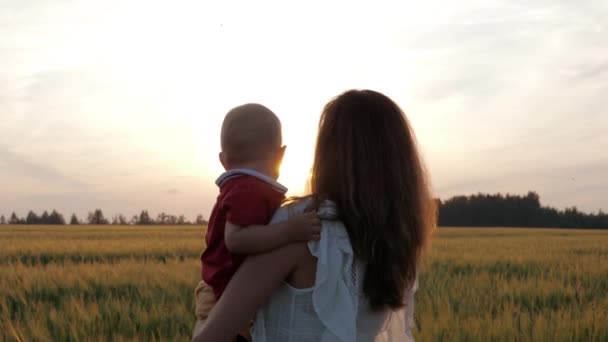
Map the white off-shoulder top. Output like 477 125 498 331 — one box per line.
251 199 417 342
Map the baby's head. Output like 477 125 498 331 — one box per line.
219 103 285 179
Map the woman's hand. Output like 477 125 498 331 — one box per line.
286 211 321 242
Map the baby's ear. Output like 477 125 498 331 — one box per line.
277 145 287 162
219 152 228 170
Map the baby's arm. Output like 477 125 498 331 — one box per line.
224 212 320 254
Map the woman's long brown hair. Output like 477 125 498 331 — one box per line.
311 89 436 311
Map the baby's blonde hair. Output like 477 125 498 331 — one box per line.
221 103 282 164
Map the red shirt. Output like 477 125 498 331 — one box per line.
201 174 285 299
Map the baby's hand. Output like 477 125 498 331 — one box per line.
287 211 321 242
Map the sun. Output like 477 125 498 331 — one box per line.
278 125 316 197
279 146 313 197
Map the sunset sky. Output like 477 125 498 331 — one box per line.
1 0 607 220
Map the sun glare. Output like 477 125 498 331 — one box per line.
84 0 415 195
279 147 313 197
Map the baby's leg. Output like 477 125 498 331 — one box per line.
192 281 216 339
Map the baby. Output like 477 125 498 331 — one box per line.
193 103 320 340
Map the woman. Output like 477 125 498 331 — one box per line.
194 89 436 341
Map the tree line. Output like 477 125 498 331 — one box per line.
1 191 606 228
0 209 208 226
438 191 608 228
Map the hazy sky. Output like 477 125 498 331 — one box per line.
1 0 607 220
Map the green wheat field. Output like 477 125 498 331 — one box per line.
1 225 607 341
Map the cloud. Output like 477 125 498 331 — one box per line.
1 0 607 216
569 62 608 82
434 148 608 213
0 145 86 189
2 191 110 216
407 0 608 103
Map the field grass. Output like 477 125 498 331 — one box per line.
1 225 607 341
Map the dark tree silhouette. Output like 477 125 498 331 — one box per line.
26 211 39 224
87 209 109 225
40 211 49 224
138 210 153 225
178 215 189 225
156 212 171 225
48 210 66 225
111 214 128 225
9 212 22 224
438 191 608 229
195 214 207 225
2 191 603 228
167 215 178 225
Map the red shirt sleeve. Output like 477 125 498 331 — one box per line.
221 182 272 227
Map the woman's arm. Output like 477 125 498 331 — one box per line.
224 212 320 254
193 242 310 342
